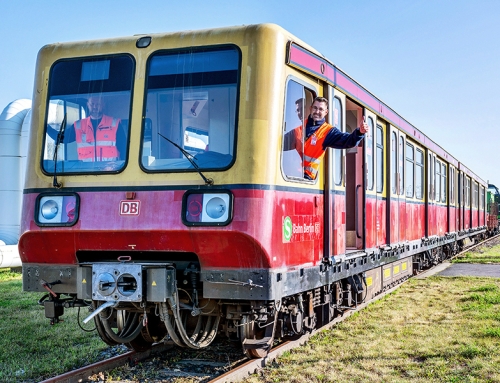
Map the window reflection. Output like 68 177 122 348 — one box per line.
42 55 134 174
141 47 239 171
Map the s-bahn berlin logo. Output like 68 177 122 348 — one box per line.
283 216 293 242
283 215 320 243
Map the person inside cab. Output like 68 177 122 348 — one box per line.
46 95 126 162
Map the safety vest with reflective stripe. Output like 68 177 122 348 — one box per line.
74 115 120 162
293 122 332 180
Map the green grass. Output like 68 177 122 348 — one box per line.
0 269 115 382
454 238 500 264
244 277 500 383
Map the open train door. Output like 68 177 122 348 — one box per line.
325 87 348 259
345 99 365 251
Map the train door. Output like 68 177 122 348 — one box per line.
464 176 471 229
375 121 387 246
448 165 457 233
325 87 347 258
364 110 377 250
458 170 464 232
426 152 436 236
345 99 365 251
388 125 406 245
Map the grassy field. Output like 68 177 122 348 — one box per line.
0 269 122 382
1 239 499 383
453 235 500 264
243 277 500 383
241 241 500 383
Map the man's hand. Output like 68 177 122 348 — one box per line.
359 117 368 134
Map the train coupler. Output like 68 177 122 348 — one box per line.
38 294 64 325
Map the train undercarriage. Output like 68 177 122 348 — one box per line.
27 230 493 358
31 252 417 358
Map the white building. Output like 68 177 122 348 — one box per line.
0 99 31 268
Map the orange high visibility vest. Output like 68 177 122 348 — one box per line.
74 115 120 161
293 122 332 180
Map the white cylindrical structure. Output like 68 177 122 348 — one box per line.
0 99 32 268
0 243 22 268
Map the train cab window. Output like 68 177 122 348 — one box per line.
42 55 134 174
376 125 383 193
140 46 240 172
282 80 315 181
415 149 424 199
405 143 414 197
366 117 374 190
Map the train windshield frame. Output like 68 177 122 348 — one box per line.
140 45 240 173
41 54 134 175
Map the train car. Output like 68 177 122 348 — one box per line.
487 183 500 234
19 24 490 358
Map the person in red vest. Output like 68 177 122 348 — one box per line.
284 96 368 180
47 95 126 162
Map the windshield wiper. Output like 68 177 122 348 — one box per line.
52 113 67 188
157 133 213 186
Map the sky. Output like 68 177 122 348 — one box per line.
1 0 499 186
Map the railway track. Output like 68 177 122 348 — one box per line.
40 234 500 383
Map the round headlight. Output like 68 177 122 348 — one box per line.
41 200 59 220
205 197 226 219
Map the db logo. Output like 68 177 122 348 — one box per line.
120 200 141 216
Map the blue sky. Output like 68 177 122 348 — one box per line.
1 0 499 186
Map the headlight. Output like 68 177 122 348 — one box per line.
35 193 80 226
182 190 233 226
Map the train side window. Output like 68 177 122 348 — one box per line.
441 163 447 203
366 117 374 190
391 132 397 194
474 182 478 208
376 125 383 193
466 178 470 207
448 166 455 205
282 79 315 181
416 149 424 199
480 186 484 210
428 153 433 201
333 97 343 185
436 161 441 203
398 136 404 195
405 142 414 198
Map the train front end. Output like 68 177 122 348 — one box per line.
19 24 294 355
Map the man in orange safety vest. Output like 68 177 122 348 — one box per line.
284 96 368 180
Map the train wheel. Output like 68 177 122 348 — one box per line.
92 301 119 347
126 332 153 352
241 312 277 359
126 313 167 352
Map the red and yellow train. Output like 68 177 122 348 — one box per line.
19 24 492 357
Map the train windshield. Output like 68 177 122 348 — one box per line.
42 55 134 174
140 46 239 172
